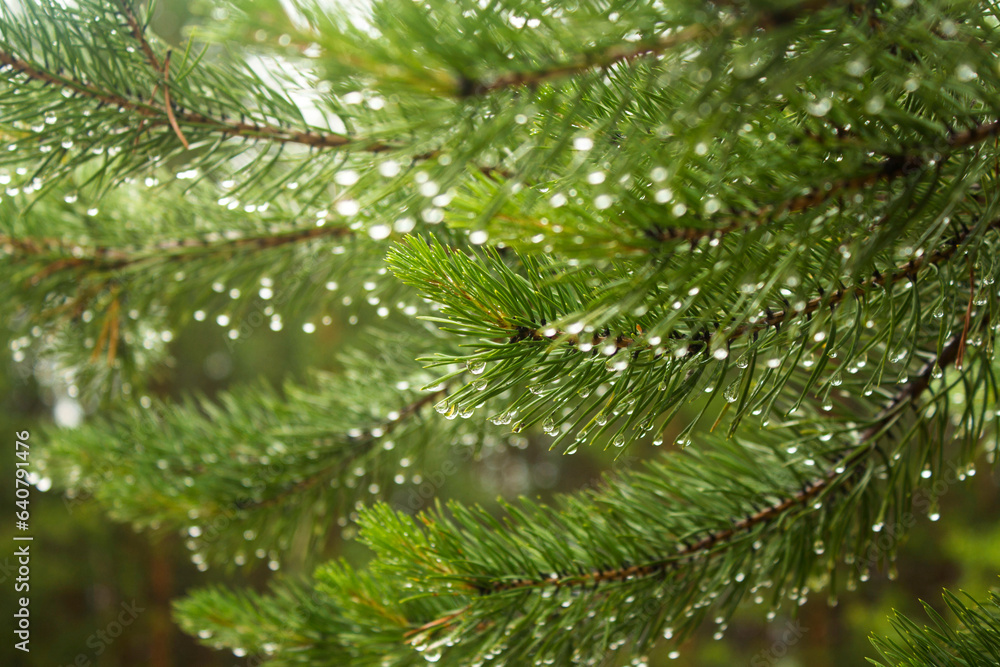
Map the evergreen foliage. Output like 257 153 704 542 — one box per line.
3 0 1000 664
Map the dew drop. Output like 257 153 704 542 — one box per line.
724 380 739 403
379 160 400 177
369 224 391 240
807 98 832 117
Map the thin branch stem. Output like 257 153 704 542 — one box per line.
118 0 161 72
3 223 357 284
0 50 393 152
513 217 1000 357
645 120 1000 246
460 0 836 97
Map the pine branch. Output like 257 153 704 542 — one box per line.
392 218 997 450
0 49 392 152
117 0 161 72
645 120 1000 247
39 343 471 564
870 589 1000 666
3 222 356 274
248 385 450 510
174 326 994 665
419 333 963 609
12 1 1000 664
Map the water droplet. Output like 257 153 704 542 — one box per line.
606 357 628 372
654 188 673 203
379 160 400 177
807 98 832 116
724 380 739 403
369 224 391 240
864 95 884 114
956 63 977 82
334 169 359 186
467 359 486 375
336 199 359 216
846 59 867 77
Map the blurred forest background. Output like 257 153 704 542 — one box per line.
1 1 998 665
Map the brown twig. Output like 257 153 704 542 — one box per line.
105 292 121 366
161 50 190 149
118 0 161 72
5 222 357 274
